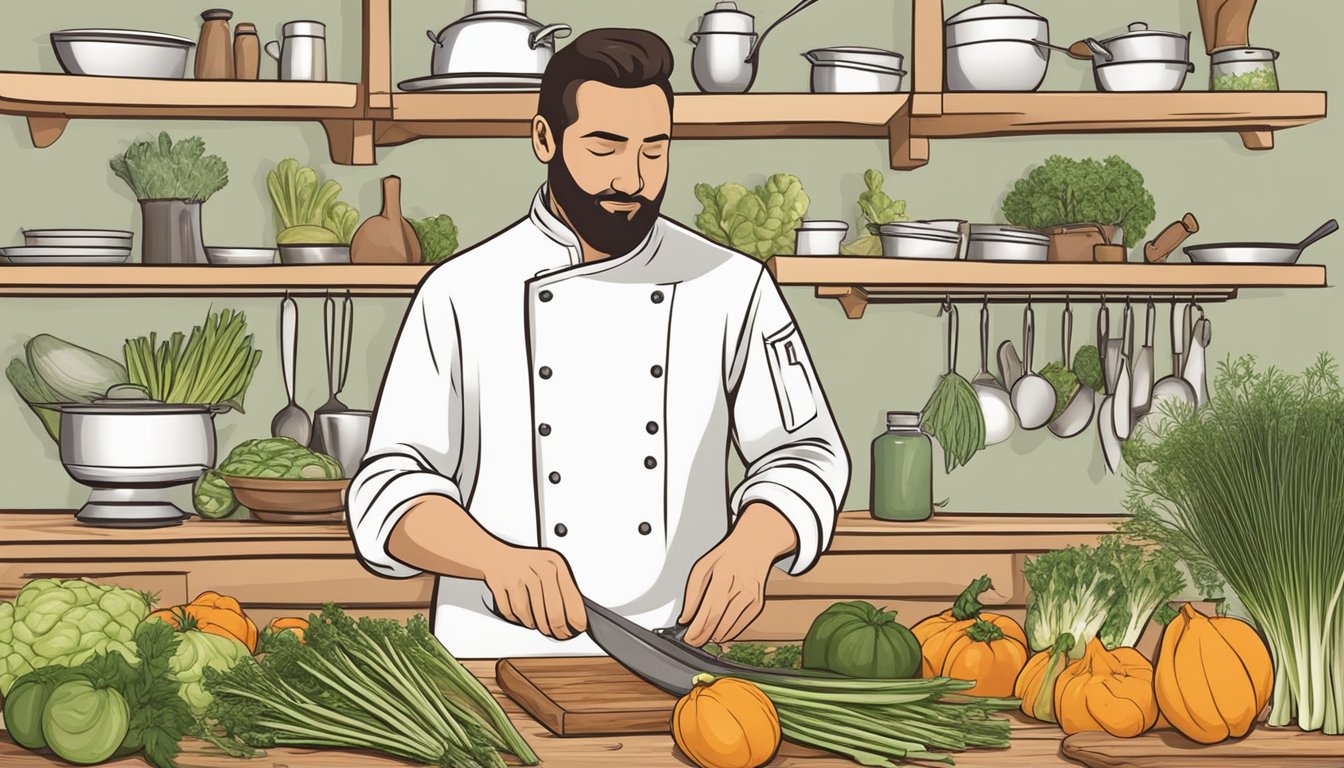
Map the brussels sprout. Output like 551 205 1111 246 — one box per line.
194 470 238 519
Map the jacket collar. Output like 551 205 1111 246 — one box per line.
527 184 663 277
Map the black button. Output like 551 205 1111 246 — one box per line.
650 365 663 378
539 290 553 302
651 290 664 304
644 456 658 469
646 421 659 434
548 471 561 484
554 523 568 537
539 366 552 379
538 424 551 436
638 522 652 535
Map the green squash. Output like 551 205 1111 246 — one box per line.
801 600 921 678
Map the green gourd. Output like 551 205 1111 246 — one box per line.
802 601 921 679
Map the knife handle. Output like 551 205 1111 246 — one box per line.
1144 213 1200 263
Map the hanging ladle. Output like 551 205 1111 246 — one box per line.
743 0 825 65
1049 299 1096 438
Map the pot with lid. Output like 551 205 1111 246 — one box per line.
944 0 1051 91
54 384 225 527
1085 22 1191 63
426 0 571 77
689 1 758 93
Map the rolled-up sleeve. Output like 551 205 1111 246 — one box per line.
347 278 464 579
727 267 851 576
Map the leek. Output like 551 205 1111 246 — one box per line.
1122 354 1344 734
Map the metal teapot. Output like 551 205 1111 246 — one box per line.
426 0 571 77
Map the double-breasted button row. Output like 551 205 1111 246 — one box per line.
551 522 651 537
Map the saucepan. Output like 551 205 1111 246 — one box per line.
1184 219 1338 264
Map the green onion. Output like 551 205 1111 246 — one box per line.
123 308 262 411
1122 353 1344 734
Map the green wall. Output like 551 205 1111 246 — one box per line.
2 0 1339 514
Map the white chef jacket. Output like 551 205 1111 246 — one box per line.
348 185 850 658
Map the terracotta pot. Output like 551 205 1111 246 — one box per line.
1045 223 1110 263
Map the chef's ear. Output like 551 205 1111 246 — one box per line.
532 116 557 164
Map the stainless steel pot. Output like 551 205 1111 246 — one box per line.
944 0 1049 47
1086 22 1190 63
810 60 905 93
56 391 224 527
946 39 1048 91
426 0 571 77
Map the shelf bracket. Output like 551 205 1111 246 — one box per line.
817 286 871 319
26 116 69 149
322 119 376 166
1240 130 1274 150
888 105 929 171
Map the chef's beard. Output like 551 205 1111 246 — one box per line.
548 151 664 257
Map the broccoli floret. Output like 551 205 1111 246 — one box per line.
1072 344 1105 393
410 215 459 264
1039 361 1081 422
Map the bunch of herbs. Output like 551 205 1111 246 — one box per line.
110 132 228 202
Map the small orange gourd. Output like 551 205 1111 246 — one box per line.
149 590 259 653
268 616 309 643
913 576 1027 679
1154 603 1273 744
673 675 780 768
1054 638 1158 737
930 618 1029 697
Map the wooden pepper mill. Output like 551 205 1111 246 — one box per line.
351 176 422 264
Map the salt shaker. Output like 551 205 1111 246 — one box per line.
233 22 260 79
195 8 234 80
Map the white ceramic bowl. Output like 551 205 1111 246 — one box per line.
1093 59 1193 92
946 39 1048 91
23 229 134 248
881 232 961 260
880 222 961 240
811 61 905 93
207 247 278 266
51 29 194 79
279 245 351 265
795 221 849 255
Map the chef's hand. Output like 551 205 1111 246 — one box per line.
484 546 588 640
678 503 799 647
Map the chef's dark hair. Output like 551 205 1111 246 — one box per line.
538 28 674 144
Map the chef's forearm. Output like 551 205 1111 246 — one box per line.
733 502 801 562
386 496 511 581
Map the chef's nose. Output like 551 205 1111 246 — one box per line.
609 159 644 198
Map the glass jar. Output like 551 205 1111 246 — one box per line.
1210 47 1279 91
870 411 933 522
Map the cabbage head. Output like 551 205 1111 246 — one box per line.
168 630 252 715
0 579 151 695
694 173 810 260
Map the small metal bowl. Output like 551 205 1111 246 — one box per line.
207 247 277 266
279 245 351 265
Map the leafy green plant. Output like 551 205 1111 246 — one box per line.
840 169 910 256
110 132 229 202
1001 155 1156 248
410 214 460 263
266 159 360 245
1121 353 1344 734
1039 361 1081 422
693 173 809 260
1097 537 1184 650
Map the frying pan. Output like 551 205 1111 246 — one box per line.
1184 219 1337 264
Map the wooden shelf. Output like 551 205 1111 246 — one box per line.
914 92 1328 151
0 265 430 298
377 92 910 144
767 256 1330 318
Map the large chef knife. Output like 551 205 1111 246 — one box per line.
582 597 833 696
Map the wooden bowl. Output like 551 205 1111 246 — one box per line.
221 476 349 523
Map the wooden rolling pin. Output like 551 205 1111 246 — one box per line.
1144 213 1199 263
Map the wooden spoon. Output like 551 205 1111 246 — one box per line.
1067 40 1098 59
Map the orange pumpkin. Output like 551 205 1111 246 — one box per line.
1155 603 1273 744
1054 638 1158 737
673 675 780 768
149 590 258 653
931 618 1028 697
913 576 1027 677
1014 634 1075 723
268 617 309 643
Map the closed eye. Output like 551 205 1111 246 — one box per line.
588 149 615 157
642 152 664 160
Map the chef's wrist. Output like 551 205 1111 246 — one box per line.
729 502 800 565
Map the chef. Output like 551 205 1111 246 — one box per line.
348 28 849 659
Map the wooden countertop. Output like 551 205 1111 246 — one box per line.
0 509 1123 560
0 660 1078 767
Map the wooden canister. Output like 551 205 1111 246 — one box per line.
195 9 234 80
233 23 260 80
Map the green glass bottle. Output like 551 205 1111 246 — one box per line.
870 411 933 522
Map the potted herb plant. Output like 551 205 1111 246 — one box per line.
110 132 229 265
1000 155 1156 262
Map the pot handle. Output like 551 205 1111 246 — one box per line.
207 403 233 415
529 23 573 49
1185 61 1196 72
263 40 282 61
1085 37 1112 61
426 29 443 47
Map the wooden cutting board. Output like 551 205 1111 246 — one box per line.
495 657 678 737
1063 728 1344 767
